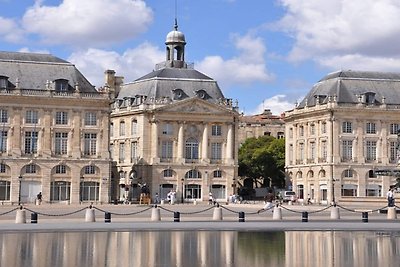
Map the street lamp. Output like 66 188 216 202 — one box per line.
232 177 236 195
332 178 336 206
181 178 184 204
80 176 84 203
18 175 22 205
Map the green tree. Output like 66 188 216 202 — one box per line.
238 135 285 188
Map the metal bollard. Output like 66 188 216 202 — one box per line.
362 212 368 223
105 212 111 223
174 211 180 222
239 211 245 222
31 212 38 224
302 211 308 222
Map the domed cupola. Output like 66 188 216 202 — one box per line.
165 19 187 68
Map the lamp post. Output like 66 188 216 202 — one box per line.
181 178 184 204
332 178 336 205
232 177 236 195
80 176 84 203
18 175 22 205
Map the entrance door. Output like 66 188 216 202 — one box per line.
21 181 41 203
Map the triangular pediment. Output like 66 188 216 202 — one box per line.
156 98 235 115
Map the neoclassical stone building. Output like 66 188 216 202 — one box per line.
284 70 400 204
109 23 240 202
0 52 111 204
238 109 285 144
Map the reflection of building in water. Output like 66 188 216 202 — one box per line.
285 231 400 267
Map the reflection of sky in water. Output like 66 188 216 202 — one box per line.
0 231 399 267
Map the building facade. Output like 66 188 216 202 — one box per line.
0 52 111 204
109 23 240 203
284 70 400 204
238 109 285 144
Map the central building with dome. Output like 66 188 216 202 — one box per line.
108 22 240 203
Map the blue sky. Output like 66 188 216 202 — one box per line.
2 0 400 115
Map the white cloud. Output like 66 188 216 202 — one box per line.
0 17 25 43
276 0 400 71
196 33 274 87
68 42 164 87
249 95 295 115
22 0 153 47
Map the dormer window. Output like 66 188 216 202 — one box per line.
55 79 69 92
195 89 210 100
172 88 188 100
0 76 8 89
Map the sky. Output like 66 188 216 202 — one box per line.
2 0 400 115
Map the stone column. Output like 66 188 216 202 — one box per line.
177 123 184 162
202 123 208 162
226 123 233 163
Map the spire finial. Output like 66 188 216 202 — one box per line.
174 18 178 31
174 0 178 31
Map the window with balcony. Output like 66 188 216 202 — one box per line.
161 140 173 160
211 142 222 161
185 138 199 161
342 140 353 161
131 119 138 135
119 121 125 136
366 140 377 161
24 131 38 154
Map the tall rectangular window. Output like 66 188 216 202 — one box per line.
342 121 352 133
0 131 7 152
366 140 377 161
342 140 353 160
110 123 114 138
84 133 97 156
299 126 304 137
299 143 304 161
131 119 138 135
84 112 97 126
211 142 222 160
26 110 38 124
321 141 327 161
55 132 68 155
25 131 38 154
119 121 125 136
321 122 327 134
0 110 7 123
119 143 125 162
55 111 68 125
310 142 316 160
131 141 137 161
390 141 397 162
211 125 222 136
161 140 173 159
366 122 376 134
310 124 315 135
390 123 400 135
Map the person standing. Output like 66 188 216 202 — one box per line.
36 192 42 205
387 187 395 207
258 189 275 213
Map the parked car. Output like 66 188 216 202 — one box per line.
282 191 297 202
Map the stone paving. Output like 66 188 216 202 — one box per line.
0 202 399 232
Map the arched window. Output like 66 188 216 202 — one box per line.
185 138 199 161
163 169 173 178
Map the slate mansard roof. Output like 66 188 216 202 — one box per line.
0 51 96 93
118 67 225 103
297 70 400 108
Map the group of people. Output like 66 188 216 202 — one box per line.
166 190 177 204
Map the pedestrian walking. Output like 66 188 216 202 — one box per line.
258 189 275 213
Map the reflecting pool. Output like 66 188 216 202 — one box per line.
0 230 399 267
